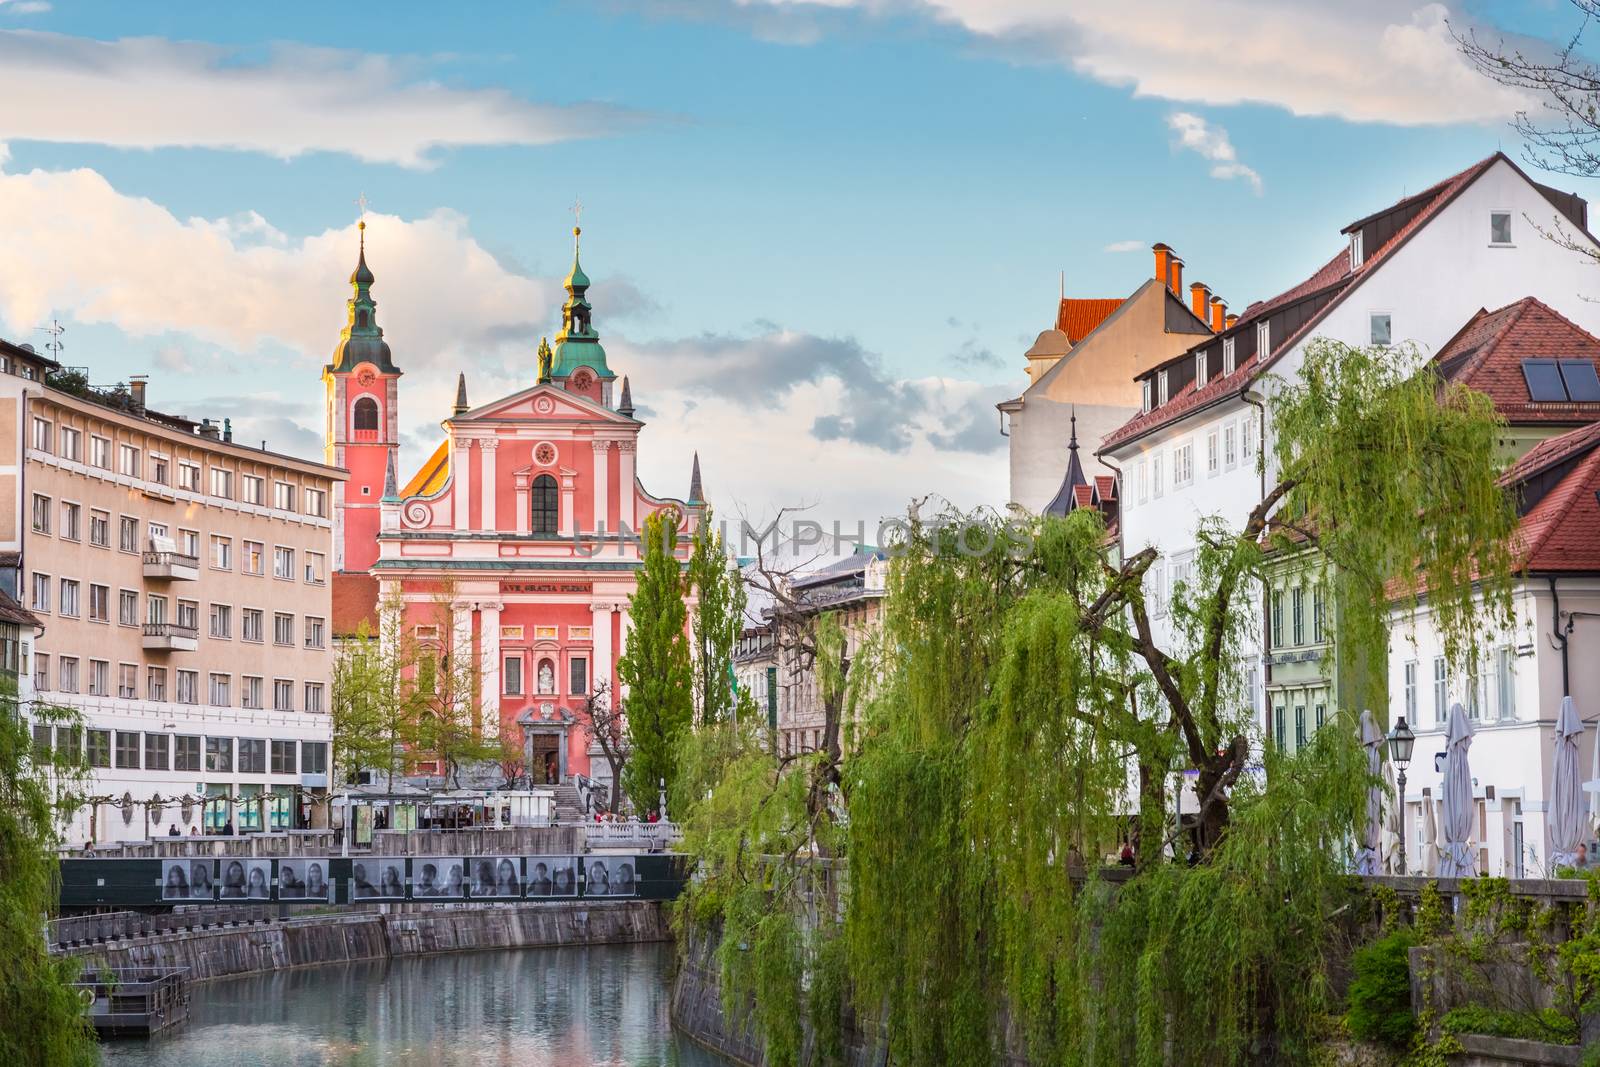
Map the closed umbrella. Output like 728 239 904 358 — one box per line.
1439 702 1477 879
1356 710 1383 875
1421 790 1439 876
1548 696 1585 871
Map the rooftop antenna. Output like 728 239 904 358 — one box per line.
1059 270 1065 302
37 319 65 360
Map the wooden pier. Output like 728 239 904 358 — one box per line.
75 967 190 1038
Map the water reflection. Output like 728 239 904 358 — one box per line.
103 942 729 1067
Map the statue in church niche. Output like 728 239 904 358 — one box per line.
537 337 553 383
538 660 556 695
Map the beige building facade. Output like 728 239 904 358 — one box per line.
0 339 343 844
773 551 886 759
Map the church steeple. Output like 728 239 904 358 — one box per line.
549 225 614 382
688 451 703 504
1043 408 1089 517
328 220 399 375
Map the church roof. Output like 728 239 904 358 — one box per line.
400 439 450 498
1043 410 1089 517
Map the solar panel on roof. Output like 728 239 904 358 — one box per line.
1559 359 1600 402
1523 359 1569 401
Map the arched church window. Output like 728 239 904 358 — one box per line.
353 397 379 432
531 474 559 536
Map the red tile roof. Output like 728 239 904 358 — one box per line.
1072 484 1095 508
1056 298 1125 344
331 571 380 638
1433 297 1600 423
1502 421 1600 572
1093 474 1117 501
1100 153 1508 454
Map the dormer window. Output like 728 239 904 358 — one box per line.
1195 351 1208 388
1157 370 1170 405
1223 337 1236 375
1256 321 1272 360
1141 379 1152 412
1349 230 1364 269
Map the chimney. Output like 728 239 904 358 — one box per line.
1210 296 1227 333
1152 244 1173 291
1169 257 1184 297
1190 282 1212 324
128 375 147 412
1225 314 1239 331
198 418 220 440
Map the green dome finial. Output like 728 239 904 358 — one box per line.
565 225 590 292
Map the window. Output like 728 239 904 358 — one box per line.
1370 313 1392 347
504 656 523 695
58 726 82 765
1256 320 1271 359
147 666 167 701
1149 561 1167 619
60 501 80 541
353 396 380 431
119 515 139 553
174 735 201 772
178 528 198 558
1151 453 1163 499
1241 416 1257 467
209 603 232 639
304 682 325 714
1349 229 1364 269
33 654 48 692
243 541 264 576
118 444 141 478
176 599 197 630
59 579 79 617
1172 442 1194 488
239 738 266 774
1489 210 1512 245
150 455 168 485
31 417 52 452
1157 369 1170 405
1312 585 1325 643
1522 358 1600 402
90 435 111 469
88 584 108 622
1141 378 1152 412
531 474 559 535
144 732 169 771
211 535 232 570
304 552 326 584
1168 551 1193 599
1404 661 1418 723
1273 706 1286 750
209 467 232 498
273 678 293 711
118 662 136 698
59 427 81 462
1271 590 1285 649
242 475 265 505
570 656 588 695
273 613 293 646
114 730 140 769
273 546 294 579
1315 703 1327 732
1206 430 1219 476
1136 460 1148 504
89 510 109 547
1495 646 1515 720
87 729 110 768
31 494 50 534
177 670 199 705
304 487 327 518
146 594 167 625
1195 351 1209 387
1223 422 1238 471
1291 586 1305 646
205 736 232 773
271 740 297 775
302 741 328 775
242 608 263 643
178 462 200 491
274 482 296 511
208 672 231 707
1432 656 1448 723
88 659 109 696
1222 337 1236 376
1294 706 1306 749
31 572 49 612
304 616 325 649
32 724 52 764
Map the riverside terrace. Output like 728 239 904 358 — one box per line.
57 825 687 911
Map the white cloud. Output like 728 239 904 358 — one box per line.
0 30 651 167
742 1 1534 125
1103 239 1144 253
1166 112 1262 194
1 1 52 13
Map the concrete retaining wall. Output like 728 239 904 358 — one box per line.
62 901 670 985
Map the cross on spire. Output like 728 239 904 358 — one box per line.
570 196 583 231
355 192 372 223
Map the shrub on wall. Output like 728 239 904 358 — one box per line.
1345 927 1420 1047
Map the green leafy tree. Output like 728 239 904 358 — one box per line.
1 688 98 1066
619 510 693 814
688 510 746 726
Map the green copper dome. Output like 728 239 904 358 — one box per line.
550 226 614 380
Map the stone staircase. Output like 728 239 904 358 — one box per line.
551 782 585 821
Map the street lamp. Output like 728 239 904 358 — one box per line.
1387 717 1416 876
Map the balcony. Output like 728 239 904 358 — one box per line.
142 551 199 581
142 622 198 652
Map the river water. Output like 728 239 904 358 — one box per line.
102 942 733 1067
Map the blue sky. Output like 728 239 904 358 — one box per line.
0 0 1587 526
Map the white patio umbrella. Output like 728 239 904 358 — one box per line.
1421 790 1439 877
1356 710 1383 875
1439 702 1477 879
1548 696 1585 871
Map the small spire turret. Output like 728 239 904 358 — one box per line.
381 450 399 502
453 372 469 415
688 451 703 504
617 375 634 416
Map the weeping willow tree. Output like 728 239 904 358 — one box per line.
676 339 1519 1066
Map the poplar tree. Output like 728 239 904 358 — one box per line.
619 510 693 814
689 510 746 726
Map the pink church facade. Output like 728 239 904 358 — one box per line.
328 225 703 790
